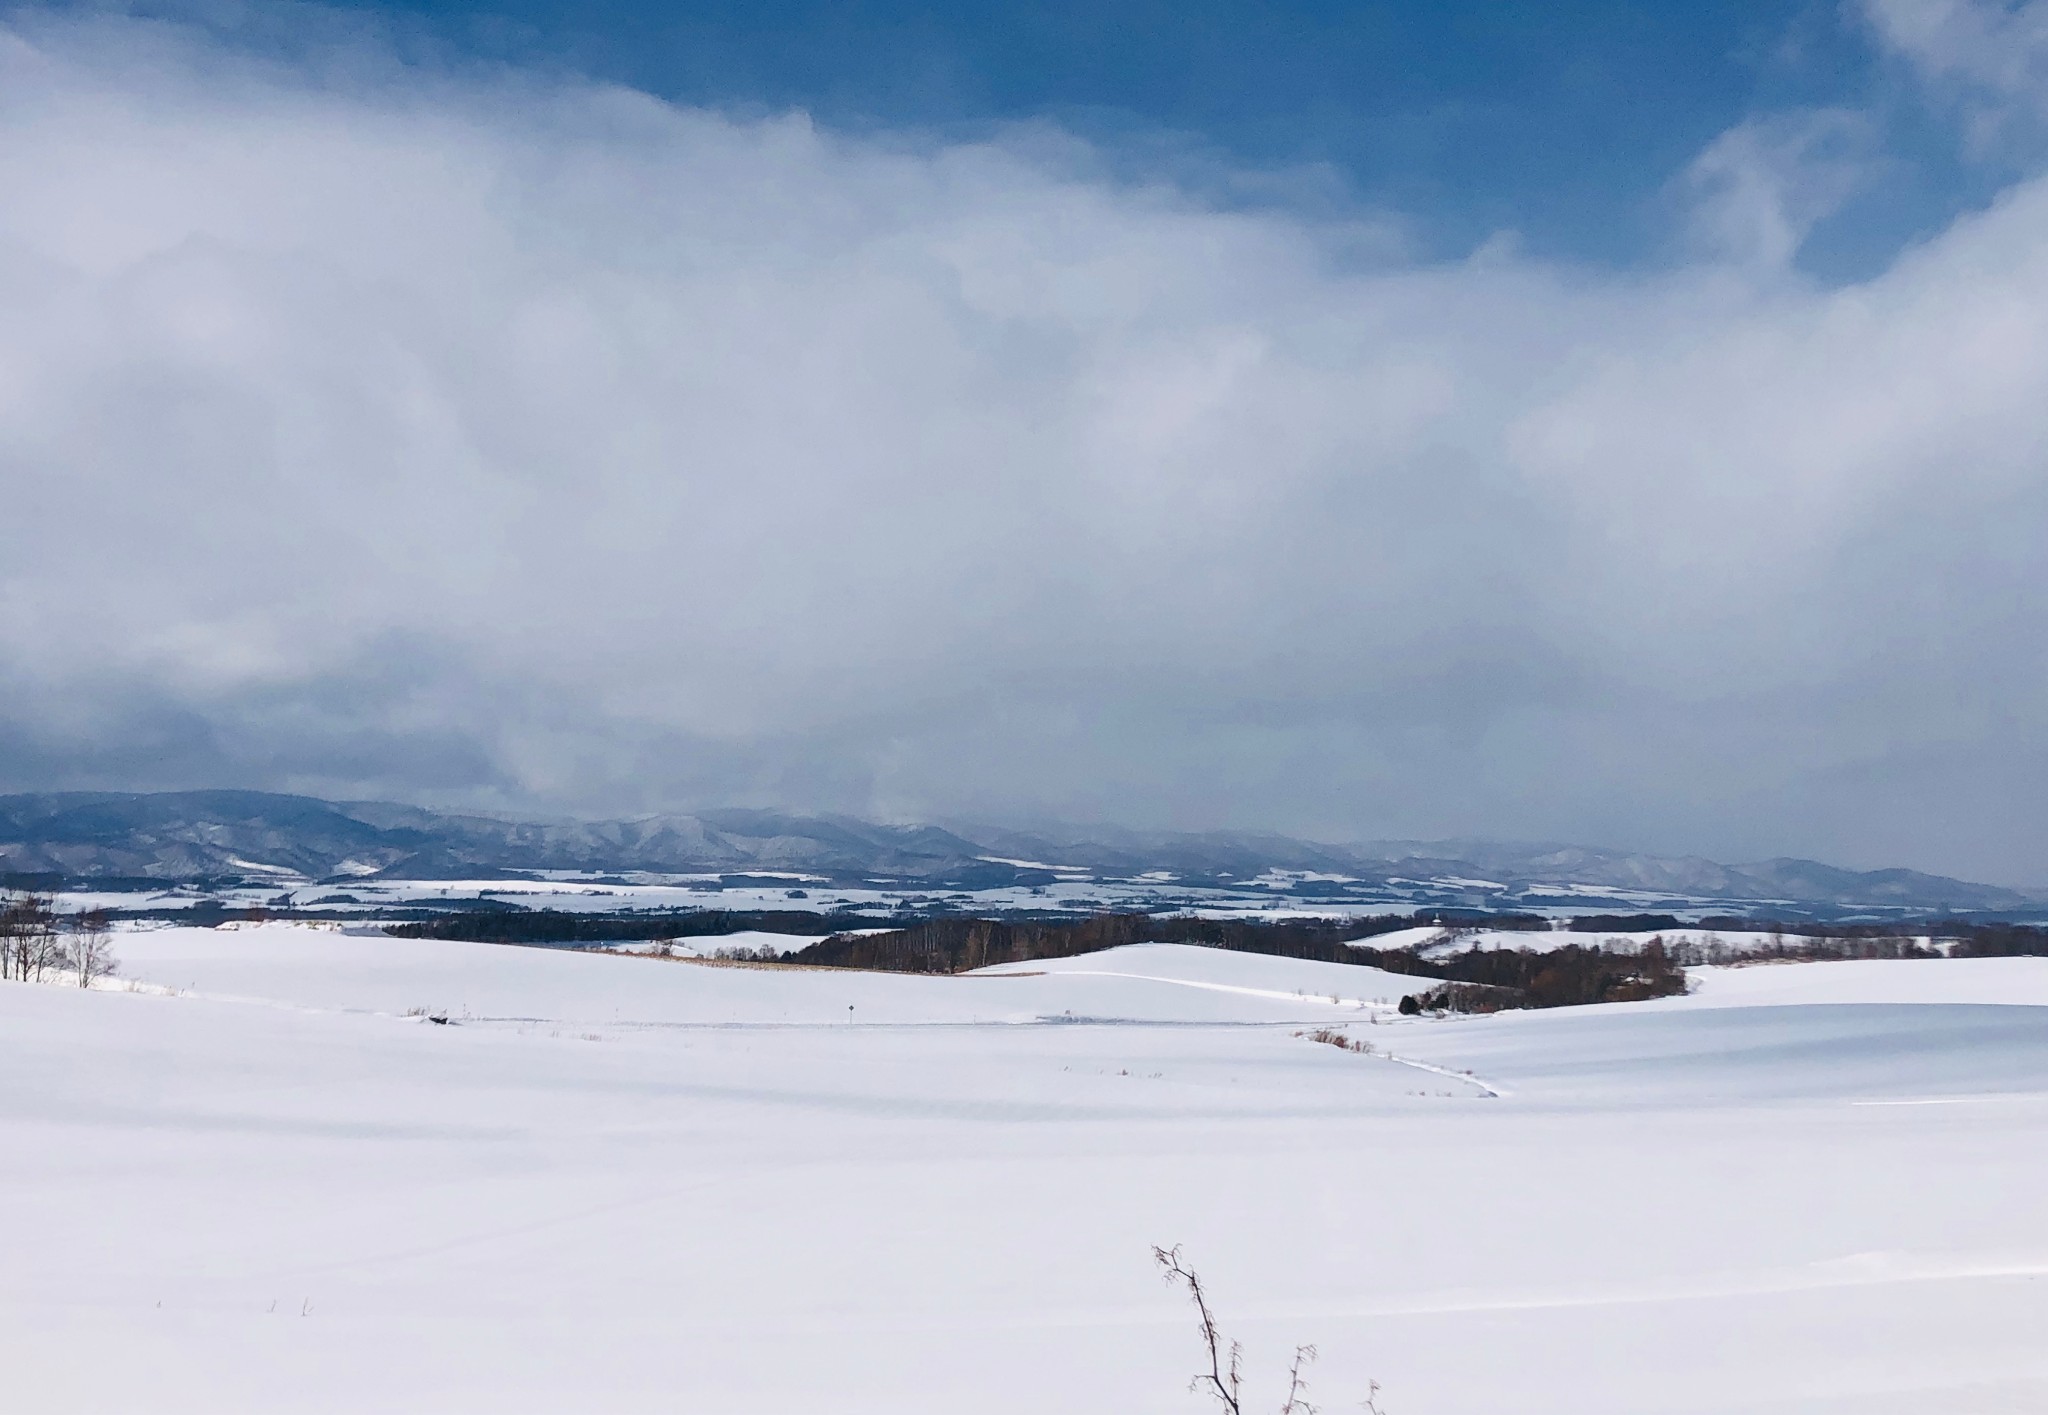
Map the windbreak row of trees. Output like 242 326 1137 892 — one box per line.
0 893 118 987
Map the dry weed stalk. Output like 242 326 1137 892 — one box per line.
1153 1245 1388 1414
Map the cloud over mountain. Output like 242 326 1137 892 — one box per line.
2 5 2047 881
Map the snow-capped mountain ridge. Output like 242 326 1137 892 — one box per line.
0 790 2037 916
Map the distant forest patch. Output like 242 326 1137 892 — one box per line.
386 909 879 944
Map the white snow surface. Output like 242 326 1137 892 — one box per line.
1669 956 2048 1008
4 925 2045 1413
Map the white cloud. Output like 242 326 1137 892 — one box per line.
3 13 2048 879
1863 0 2048 93
1861 0 2048 143
1681 110 1874 270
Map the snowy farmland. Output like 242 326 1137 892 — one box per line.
4 924 2046 1413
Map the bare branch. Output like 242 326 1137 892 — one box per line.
1279 1344 1318 1415
1155 1247 1384 1415
1153 1245 1242 1415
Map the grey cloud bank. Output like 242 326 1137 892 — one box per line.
2 7 2047 883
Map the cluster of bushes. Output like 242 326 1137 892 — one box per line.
1298 1026 1375 1053
1397 982 1523 1014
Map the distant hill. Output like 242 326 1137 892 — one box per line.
952 823 2042 912
0 792 1003 885
0 789 2037 916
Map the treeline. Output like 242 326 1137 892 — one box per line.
1654 932 1942 966
1648 924 2048 965
1951 925 2048 957
1386 941 1688 1012
386 909 884 945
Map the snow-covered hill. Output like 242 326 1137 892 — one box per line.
4 924 2045 1412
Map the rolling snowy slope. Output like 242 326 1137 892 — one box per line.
2 927 2043 1414
1666 955 2048 1007
108 925 1436 1023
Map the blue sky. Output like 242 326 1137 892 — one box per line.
327 0 2002 275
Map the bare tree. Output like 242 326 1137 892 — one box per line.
32 912 58 981
1 892 57 983
67 908 117 988
1153 1245 1386 1415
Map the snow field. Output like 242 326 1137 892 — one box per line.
1 926 2044 1413
1670 954 2048 1008
104 925 1438 1025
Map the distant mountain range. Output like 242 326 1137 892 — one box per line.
0 789 2039 917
